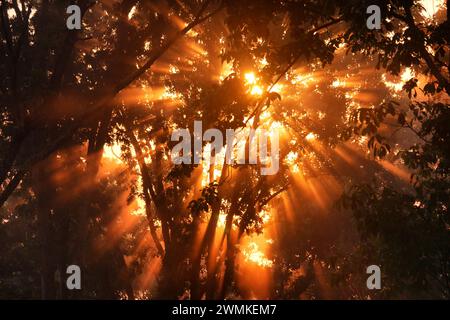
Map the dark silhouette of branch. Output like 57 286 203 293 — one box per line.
245 17 344 126
114 0 222 94
258 182 291 209
130 134 165 256
0 170 25 208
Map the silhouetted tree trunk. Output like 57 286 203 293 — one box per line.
33 161 57 299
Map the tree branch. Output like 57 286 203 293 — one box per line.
114 0 222 94
0 170 25 209
16 0 225 173
402 4 450 93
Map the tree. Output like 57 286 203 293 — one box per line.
1 0 448 299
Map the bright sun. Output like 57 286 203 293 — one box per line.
245 72 256 84
250 85 263 96
245 72 263 96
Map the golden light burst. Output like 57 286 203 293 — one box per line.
250 85 264 96
244 72 257 84
305 132 317 141
420 0 445 19
244 72 264 96
241 242 274 268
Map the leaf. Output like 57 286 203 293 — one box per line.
267 91 281 101
423 82 436 95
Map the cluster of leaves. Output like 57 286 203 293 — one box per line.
341 87 450 298
343 101 398 158
340 180 449 298
188 183 219 216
